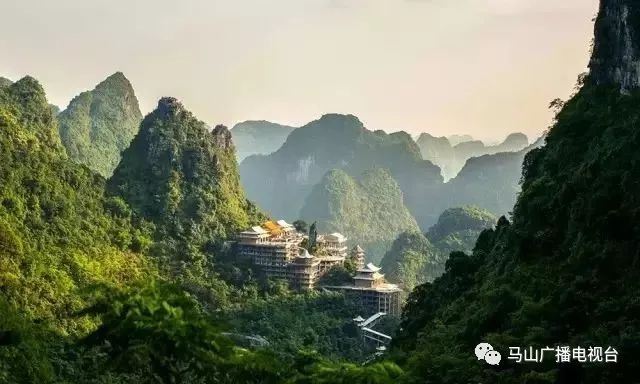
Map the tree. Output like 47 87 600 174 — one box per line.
308 222 318 252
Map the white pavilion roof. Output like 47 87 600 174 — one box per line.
358 263 381 273
276 219 293 228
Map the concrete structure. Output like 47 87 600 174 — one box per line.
350 245 366 270
317 233 348 257
323 263 403 316
237 221 302 280
237 220 347 290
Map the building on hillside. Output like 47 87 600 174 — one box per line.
350 245 366 270
237 220 348 290
237 221 302 280
317 233 348 257
322 263 403 316
289 249 321 290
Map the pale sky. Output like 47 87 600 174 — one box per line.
0 0 598 142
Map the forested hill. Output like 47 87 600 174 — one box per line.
0 77 12 89
58 72 143 177
0 76 154 341
380 206 496 291
108 97 264 279
393 1 640 382
299 168 420 264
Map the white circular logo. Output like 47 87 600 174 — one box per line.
475 342 501 365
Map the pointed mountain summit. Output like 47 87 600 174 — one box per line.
108 97 263 270
58 72 142 176
0 76 150 331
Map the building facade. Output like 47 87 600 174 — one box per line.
322 263 403 316
237 220 347 290
237 222 403 314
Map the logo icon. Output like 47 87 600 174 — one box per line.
475 342 501 365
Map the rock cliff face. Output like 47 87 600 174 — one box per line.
590 0 640 91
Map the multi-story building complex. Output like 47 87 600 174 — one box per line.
237 221 403 314
322 263 403 316
349 245 366 270
237 220 302 280
237 220 346 290
317 233 348 257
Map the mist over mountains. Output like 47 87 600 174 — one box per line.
416 132 529 180
238 113 540 241
231 120 296 162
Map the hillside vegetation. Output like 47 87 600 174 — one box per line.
393 3 640 378
300 168 420 264
58 72 142 177
380 206 496 291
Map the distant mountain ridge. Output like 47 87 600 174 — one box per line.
441 134 545 215
240 113 540 234
58 72 142 177
416 132 529 180
239 113 444 227
231 120 296 161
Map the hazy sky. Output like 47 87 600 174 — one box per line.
1 0 598 142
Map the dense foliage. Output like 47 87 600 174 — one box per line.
232 120 296 162
393 81 640 382
0 77 154 335
425 206 496 256
379 231 440 292
108 97 265 282
58 72 142 177
0 77 12 89
225 292 368 362
300 168 420 264
379 206 496 291
0 76 403 384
